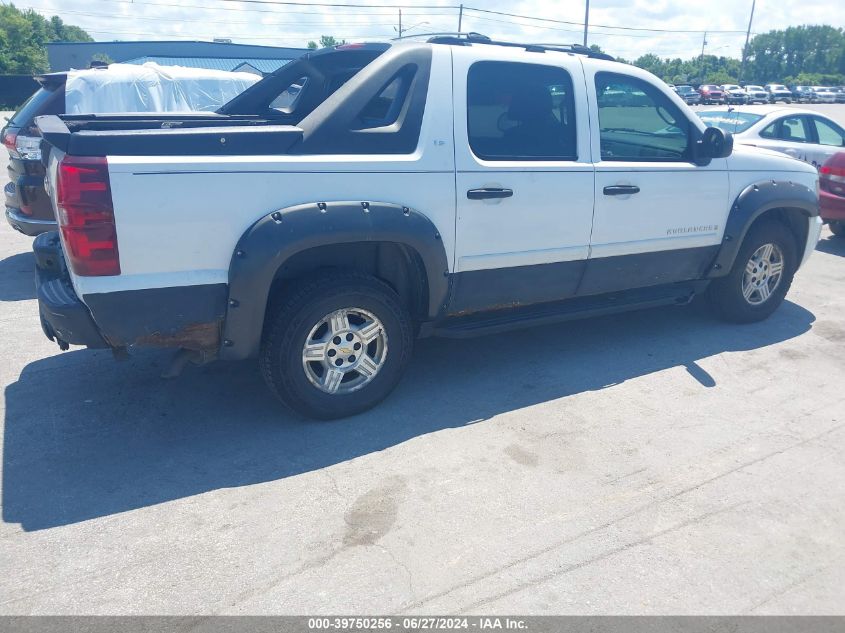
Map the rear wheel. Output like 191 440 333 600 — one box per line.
707 220 797 323
830 221 844 237
260 272 414 419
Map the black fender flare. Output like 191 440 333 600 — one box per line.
707 179 818 278
219 201 450 360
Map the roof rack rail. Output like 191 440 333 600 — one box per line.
392 31 490 42
396 31 615 61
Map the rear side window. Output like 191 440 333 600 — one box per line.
467 61 577 161
813 117 845 147
269 76 308 114
595 72 691 161
355 67 413 129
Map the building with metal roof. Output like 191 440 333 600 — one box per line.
47 41 307 73
122 56 292 75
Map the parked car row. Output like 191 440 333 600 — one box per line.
695 105 845 238
672 83 845 105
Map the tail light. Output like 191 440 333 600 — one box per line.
820 164 845 184
2 129 18 156
1 129 42 160
56 155 120 276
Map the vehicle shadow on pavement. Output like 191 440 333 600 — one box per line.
3 300 815 531
0 251 35 301
815 235 845 257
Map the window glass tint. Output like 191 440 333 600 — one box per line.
595 72 690 161
760 122 777 138
269 76 308 113
698 110 763 134
354 65 416 129
467 61 577 161
358 75 404 125
779 116 809 142
813 117 845 147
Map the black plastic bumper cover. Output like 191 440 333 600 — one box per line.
34 231 108 348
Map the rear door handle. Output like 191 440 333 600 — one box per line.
467 187 513 200
603 185 640 196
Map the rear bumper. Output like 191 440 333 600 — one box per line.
34 231 108 349
820 189 845 222
6 205 57 236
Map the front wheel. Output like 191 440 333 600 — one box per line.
707 221 797 323
830 221 844 237
260 272 414 419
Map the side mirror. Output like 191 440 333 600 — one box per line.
695 126 733 165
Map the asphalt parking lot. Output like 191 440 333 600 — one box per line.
1 106 844 615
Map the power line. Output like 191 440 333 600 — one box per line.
462 6 749 34
462 13 667 39
94 0 453 17
19 3 449 27
85 0 754 35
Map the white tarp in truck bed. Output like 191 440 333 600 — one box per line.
64 63 260 114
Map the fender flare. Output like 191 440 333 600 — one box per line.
707 179 818 278
219 201 450 360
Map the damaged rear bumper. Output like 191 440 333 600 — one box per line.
34 231 227 353
34 231 108 349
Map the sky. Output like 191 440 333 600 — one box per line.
11 0 845 60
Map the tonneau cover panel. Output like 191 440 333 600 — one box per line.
36 114 303 156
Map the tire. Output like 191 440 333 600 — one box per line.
260 271 414 419
830 221 845 237
707 220 798 324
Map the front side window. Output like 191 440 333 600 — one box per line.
595 72 691 161
813 117 845 147
467 61 577 161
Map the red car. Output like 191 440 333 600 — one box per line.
820 152 845 237
698 84 725 104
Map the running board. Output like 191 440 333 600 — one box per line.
432 282 706 339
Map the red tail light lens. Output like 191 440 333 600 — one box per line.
2 130 18 157
56 155 120 276
820 165 845 179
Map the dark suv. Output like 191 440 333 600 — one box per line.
2 73 65 235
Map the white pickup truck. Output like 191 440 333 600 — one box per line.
35 35 822 419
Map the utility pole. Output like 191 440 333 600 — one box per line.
583 0 590 46
738 0 756 85
398 8 403 38
458 4 463 32
699 31 708 83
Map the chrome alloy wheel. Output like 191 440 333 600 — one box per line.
302 307 388 394
742 243 784 305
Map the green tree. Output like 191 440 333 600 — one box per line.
603 24 845 86
307 35 347 49
0 4 92 74
745 25 845 84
